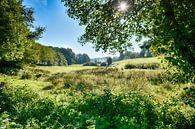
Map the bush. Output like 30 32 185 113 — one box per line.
72 90 158 128
18 68 50 79
0 85 65 128
157 100 191 128
125 63 160 69
181 86 195 108
83 62 97 66
0 85 193 128
0 67 20 75
100 62 107 66
0 112 22 128
76 68 119 75
65 90 192 128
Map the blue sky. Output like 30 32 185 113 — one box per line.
23 0 141 58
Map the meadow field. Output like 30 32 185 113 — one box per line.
35 65 97 74
0 57 194 128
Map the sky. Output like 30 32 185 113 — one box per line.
23 0 141 58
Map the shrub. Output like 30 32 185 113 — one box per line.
18 68 50 79
181 86 195 108
20 70 33 79
83 62 97 66
76 68 119 75
65 90 192 128
125 63 160 69
0 67 20 75
0 86 64 128
72 90 158 128
0 112 22 128
100 62 107 66
157 100 191 128
0 85 193 128
124 64 136 69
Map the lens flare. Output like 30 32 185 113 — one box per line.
118 1 129 12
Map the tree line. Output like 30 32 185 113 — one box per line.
24 43 91 66
0 0 90 67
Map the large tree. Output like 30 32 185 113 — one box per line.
76 53 90 64
53 47 76 65
62 0 195 78
140 41 152 57
24 43 67 66
107 57 112 66
0 0 44 66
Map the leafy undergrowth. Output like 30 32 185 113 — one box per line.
0 85 194 129
0 65 194 128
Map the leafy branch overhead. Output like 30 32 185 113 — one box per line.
62 0 195 77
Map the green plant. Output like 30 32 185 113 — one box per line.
18 67 50 79
83 62 98 66
0 67 20 75
100 62 107 66
0 112 22 128
125 63 160 69
181 86 195 108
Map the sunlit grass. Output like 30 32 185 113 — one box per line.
0 57 194 128
36 64 98 74
112 57 161 68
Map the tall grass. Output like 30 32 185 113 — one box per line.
0 58 194 128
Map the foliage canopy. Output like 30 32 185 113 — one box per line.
0 0 44 66
107 57 112 66
52 47 76 65
76 53 90 64
62 0 195 78
24 43 68 66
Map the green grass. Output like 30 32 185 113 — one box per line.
35 57 160 74
113 57 160 68
0 57 194 128
35 64 98 74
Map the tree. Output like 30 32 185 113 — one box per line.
101 62 107 66
107 57 112 66
76 53 90 64
24 43 67 66
119 53 125 60
76 54 83 64
82 53 90 63
53 47 76 65
0 0 44 66
140 40 152 57
63 0 195 79
119 51 140 59
56 52 68 66
140 41 152 57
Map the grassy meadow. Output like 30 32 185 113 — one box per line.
0 57 194 128
112 57 160 68
36 65 97 74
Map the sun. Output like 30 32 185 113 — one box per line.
118 1 129 12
